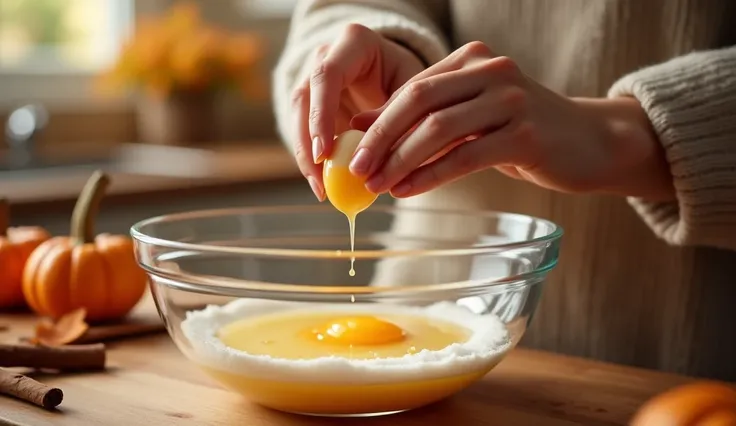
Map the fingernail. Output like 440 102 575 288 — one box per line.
349 148 372 175
365 174 385 193
312 137 323 163
307 176 324 201
390 182 412 197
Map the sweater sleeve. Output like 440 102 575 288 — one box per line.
607 46 736 251
272 0 451 153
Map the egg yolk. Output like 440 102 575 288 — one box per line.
323 159 377 277
216 309 469 360
323 162 377 216
304 316 406 346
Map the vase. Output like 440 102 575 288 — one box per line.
135 91 216 146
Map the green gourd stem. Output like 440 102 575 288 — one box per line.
70 171 110 245
0 198 8 238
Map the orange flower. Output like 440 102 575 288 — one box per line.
223 34 263 73
95 1 265 99
136 38 169 71
238 70 269 101
165 1 200 36
172 28 224 86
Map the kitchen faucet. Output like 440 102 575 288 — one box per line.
3 104 48 169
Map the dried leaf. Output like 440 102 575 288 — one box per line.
32 308 89 346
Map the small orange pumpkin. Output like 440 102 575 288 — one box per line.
0 198 51 308
22 171 147 322
631 381 736 426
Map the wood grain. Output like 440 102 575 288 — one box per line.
0 299 730 425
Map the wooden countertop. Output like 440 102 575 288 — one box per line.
1 142 301 205
0 298 725 426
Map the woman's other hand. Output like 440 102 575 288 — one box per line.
349 41 675 202
291 24 425 200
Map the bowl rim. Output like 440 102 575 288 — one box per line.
131 204 563 295
130 204 563 259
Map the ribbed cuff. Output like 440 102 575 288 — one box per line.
608 46 736 250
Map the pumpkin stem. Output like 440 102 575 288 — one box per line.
0 198 8 237
71 171 111 245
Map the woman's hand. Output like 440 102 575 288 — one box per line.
349 41 675 201
290 24 425 200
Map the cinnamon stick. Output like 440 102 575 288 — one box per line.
0 369 63 409
0 343 106 370
75 321 165 344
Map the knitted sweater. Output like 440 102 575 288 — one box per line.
273 0 736 251
272 0 736 379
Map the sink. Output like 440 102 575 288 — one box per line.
1 104 119 174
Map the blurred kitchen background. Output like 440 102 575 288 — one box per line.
0 0 372 234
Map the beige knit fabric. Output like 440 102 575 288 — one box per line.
610 48 736 250
273 0 736 251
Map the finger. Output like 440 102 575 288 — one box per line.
350 109 379 132
348 42 491 132
296 44 330 200
425 133 483 165
309 24 380 163
348 67 491 179
375 41 496 111
292 77 325 201
351 40 496 128
307 44 331 165
388 123 529 198
497 165 524 180
315 44 330 61
365 89 518 193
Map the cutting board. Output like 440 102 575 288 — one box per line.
0 298 727 426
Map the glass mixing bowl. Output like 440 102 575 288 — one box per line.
131 205 562 417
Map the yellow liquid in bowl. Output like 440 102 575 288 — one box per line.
216 310 470 359
202 366 496 415
189 306 508 416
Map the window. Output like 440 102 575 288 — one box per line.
0 0 295 108
0 0 141 107
0 0 133 73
